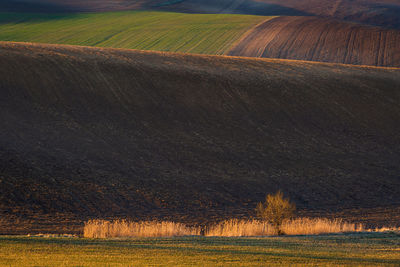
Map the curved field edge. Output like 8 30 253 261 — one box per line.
0 42 400 232
0 11 270 55
1 11 399 67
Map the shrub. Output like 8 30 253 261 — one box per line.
256 191 296 235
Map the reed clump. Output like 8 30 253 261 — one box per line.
84 218 363 238
83 220 200 238
205 218 362 236
281 218 363 235
205 219 275 236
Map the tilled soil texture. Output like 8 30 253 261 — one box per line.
0 42 400 232
228 16 400 67
254 0 400 29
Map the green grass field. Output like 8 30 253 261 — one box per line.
1 233 399 266
0 11 268 54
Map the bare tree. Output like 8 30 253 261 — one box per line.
256 191 296 235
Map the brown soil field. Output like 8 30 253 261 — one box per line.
0 42 400 233
255 0 400 29
228 16 400 67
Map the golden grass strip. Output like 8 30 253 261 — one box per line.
205 219 276 236
83 220 200 238
281 218 364 235
84 218 366 238
368 226 400 232
205 218 363 236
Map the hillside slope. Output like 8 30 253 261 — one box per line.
159 0 400 28
162 0 400 28
2 0 399 28
228 16 400 67
0 11 266 55
254 0 400 29
1 11 400 67
1 42 400 228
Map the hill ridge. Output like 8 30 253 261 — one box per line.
4 40 400 69
1 41 399 230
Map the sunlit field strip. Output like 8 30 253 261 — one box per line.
0 11 271 54
0 233 399 266
83 218 364 238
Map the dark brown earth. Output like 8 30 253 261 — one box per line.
255 0 400 29
228 16 400 67
0 42 399 233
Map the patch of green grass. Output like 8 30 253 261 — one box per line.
0 11 268 54
0 233 399 266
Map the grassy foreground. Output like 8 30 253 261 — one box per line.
0 233 399 266
0 11 267 54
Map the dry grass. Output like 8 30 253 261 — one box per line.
281 218 363 235
84 218 364 238
205 218 363 236
368 226 400 232
83 220 200 238
205 219 276 237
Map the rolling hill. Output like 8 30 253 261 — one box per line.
2 0 399 29
0 11 266 55
1 11 399 67
1 42 400 232
228 16 400 67
253 0 400 29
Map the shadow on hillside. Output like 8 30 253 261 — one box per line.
0 0 312 20
348 3 400 29
0 0 78 24
0 0 77 23
0 12 78 24
155 0 310 16
234 1 310 16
